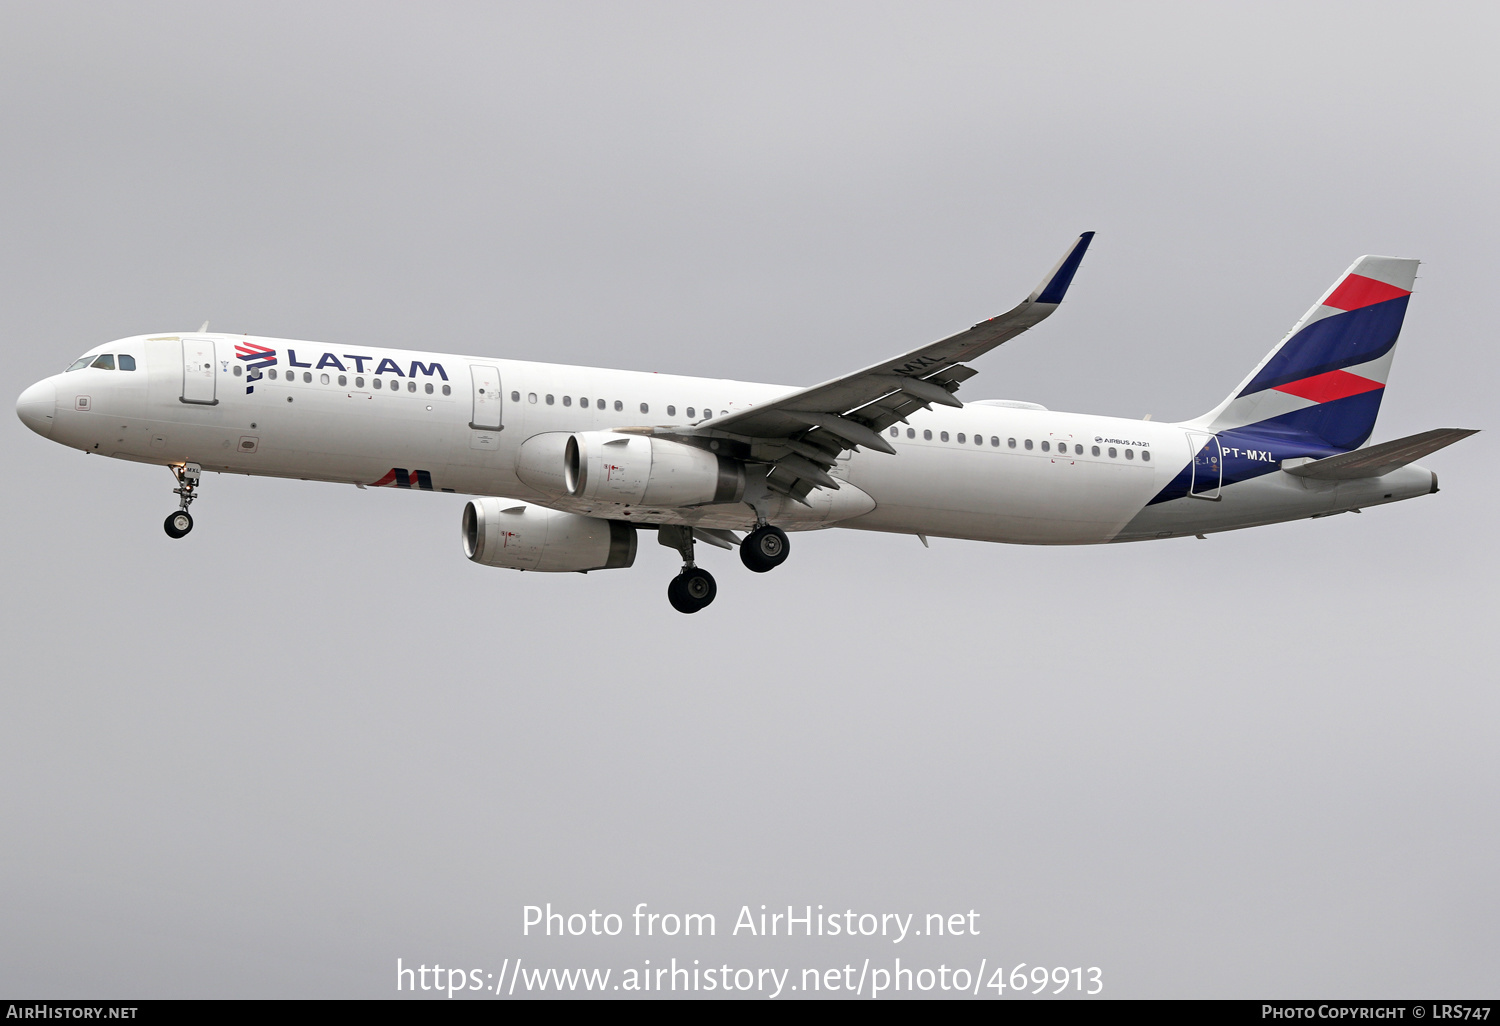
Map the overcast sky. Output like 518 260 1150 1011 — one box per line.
2 1 1496 999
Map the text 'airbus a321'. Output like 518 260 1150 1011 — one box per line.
16 233 1476 612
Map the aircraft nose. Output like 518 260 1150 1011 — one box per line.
16 377 57 438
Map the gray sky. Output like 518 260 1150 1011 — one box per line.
2 1 1496 999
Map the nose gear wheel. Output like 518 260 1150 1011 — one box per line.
164 510 194 538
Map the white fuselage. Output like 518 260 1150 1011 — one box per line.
23 333 1438 544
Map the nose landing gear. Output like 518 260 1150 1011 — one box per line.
164 462 201 539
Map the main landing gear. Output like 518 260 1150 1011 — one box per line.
739 524 790 573
659 525 716 614
668 566 717 614
659 521 793 613
164 462 201 539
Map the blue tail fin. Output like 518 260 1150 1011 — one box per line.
1199 254 1418 453
1150 255 1419 506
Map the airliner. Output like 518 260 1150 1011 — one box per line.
15 233 1476 612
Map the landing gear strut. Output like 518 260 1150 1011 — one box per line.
660 525 717 613
164 462 200 539
740 525 790 573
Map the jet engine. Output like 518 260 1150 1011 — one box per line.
516 431 745 507
462 497 636 572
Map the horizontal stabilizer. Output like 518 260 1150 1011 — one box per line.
1281 428 1478 480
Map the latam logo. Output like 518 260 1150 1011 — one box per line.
235 343 277 393
234 346 448 395
284 350 448 379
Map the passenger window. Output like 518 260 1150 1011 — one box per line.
579 397 588 408
990 436 999 446
640 403 649 414
889 427 898 437
511 390 519 401
1142 450 1151 462
1007 438 1016 448
667 405 676 416
563 396 572 406
373 378 381 389
1073 444 1082 455
442 385 451 396
426 383 434 394
320 373 330 384
91 354 115 370
1041 440 1050 452
1024 439 1033 450
940 431 949 442
269 369 278 380
1125 448 1134 460
599 399 607 410
1091 445 1100 456
118 355 136 371
408 381 416 392
233 365 243 377
1108 447 1117 458
528 393 537 404
687 407 696 418
975 435 983 446
304 372 312 383
339 374 347 386
546 394 554 405
701 408 711 419
67 356 93 371
355 376 365 388
907 428 915 438
956 433 965 443
614 400 623 411
923 429 932 440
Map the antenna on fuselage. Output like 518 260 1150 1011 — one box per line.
199 321 209 333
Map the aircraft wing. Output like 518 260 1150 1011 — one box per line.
688 232 1095 503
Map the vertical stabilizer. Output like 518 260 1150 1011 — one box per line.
1196 255 1418 452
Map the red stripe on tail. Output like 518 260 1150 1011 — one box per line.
1273 369 1385 404
1322 274 1410 312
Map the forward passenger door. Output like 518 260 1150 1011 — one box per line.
180 337 218 405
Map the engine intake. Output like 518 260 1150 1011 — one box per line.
462 498 636 572
518 431 744 507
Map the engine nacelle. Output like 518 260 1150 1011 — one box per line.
462 497 636 572
516 431 745 507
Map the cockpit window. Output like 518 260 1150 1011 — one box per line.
90 354 115 370
67 356 94 371
118 354 136 371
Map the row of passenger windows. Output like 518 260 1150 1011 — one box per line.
887 424 1150 461
516 391 725 420
247 366 453 395
67 354 136 371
